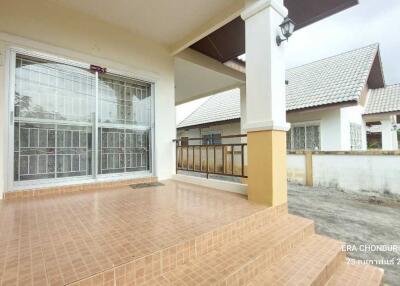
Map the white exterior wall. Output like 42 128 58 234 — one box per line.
340 105 366 150
364 114 399 151
287 108 342 150
178 121 241 144
0 2 176 196
381 116 399 150
313 154 400 195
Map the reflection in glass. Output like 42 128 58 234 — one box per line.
98 75 151 174
13 54 152 183
14 55 94 181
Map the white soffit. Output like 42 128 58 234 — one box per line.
48 0 243 47
175 57 243 105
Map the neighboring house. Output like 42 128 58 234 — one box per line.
177 44 400 151
363 85 400 150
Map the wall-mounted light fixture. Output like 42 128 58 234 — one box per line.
276 17 295 46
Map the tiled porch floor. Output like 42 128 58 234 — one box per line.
0 180 266 286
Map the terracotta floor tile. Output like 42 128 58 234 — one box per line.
0 180 266 285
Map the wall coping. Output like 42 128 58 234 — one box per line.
287 150 400 156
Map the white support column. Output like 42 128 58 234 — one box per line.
242 0 289 132
381 116 398 150
240 85 247 135
241 0 289 206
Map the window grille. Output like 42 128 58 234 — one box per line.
306 125 320 150
288 124 320 150
98 75 151 174
293 126 305 150
202 133 221 145
286 129 291 150
350 123 362 150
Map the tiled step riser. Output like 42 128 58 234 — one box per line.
312 250 346 286
326 263 384 286
222 222 315 286
67 204 288 286
196 203 288 256
246 235 348 286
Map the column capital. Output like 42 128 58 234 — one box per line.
246 120 290 132
241 0 288 21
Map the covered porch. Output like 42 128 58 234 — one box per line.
0 180 383 286
0 0 385 285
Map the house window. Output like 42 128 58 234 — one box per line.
287 124 320 150
180 137 189 147
397 115 400 148
350 123 362 150
286 131 291 150
13 53 153 183
366 122 382 149
398 130 400 148
202 132 221 145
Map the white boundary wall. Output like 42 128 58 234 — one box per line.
313 154 400 195
287 155 306 185
288 152 400 195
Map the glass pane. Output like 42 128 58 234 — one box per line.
293 127 305 150
306 125 320 150
98 74 152 175
286 129 291 150
14 54 94 181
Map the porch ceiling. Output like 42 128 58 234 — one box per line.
174 52 244 105
191 0 359 62
46 0 244 46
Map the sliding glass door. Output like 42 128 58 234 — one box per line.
98 74 152 174
12 52 153 186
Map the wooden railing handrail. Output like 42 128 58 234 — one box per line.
173 134 247 142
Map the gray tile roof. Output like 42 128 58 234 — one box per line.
286 44 378 111
178 89 241 128
178 44 380 128
364 84 400 115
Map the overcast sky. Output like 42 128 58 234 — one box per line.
176 0 400 124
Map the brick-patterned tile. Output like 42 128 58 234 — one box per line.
326 263 384 286
0 180 269 285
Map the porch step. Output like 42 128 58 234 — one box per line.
137 214 315 285
246 234 345 286
325 263 384 286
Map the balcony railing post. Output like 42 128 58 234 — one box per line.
175 141 178 174
192 146 195 170
241 144 244 177
231 145 234 175
213 145 216 174
186 145 189 171
221 146 228 174
206 144 209 179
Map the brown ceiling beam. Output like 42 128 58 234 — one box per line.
190 0 358 63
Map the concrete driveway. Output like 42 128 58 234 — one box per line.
288 184 400 286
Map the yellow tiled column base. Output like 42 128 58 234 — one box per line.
4 176 157 200
247 130 288 206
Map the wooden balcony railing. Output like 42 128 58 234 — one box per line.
173 134 247 178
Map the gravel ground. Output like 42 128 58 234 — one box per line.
288 184 400 286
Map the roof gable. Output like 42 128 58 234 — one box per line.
286 44 380 111
177 89 240 128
